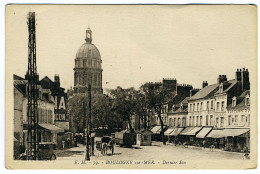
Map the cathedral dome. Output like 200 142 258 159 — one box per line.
76 43 101 59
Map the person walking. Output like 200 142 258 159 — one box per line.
202 140 206 149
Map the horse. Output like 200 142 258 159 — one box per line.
101 142 108 155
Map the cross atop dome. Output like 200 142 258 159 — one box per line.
85 27 92 43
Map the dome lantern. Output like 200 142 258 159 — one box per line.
85 27 92 43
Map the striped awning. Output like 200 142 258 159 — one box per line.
196 127 213 138
169 128 184 136
164 128 175 136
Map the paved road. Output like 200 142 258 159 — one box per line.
56 141 245 161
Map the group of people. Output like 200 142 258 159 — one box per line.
62 138 71 150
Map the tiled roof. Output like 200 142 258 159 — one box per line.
189 83 219 101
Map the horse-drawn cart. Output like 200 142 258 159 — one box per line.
96 136 114 155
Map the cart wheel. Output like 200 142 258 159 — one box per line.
50 154 56 160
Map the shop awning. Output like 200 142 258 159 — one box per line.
151 126 166 134
164 128 175 136
169 128 184 136
206 128 249 138
178 127 203 136
196 127 213 138
151 126 161 134
185 127 202 136
206 129 225 138
39 123 63 133
224 128 250 137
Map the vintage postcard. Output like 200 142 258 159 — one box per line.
5 4 257 169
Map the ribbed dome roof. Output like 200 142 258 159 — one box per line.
76 43 101 59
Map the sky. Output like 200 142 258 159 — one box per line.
6 5 257 90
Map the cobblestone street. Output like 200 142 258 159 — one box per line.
56 141 245 161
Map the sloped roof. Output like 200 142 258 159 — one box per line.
189 84 219 101
227 90 250 109
13 74 24 80
223 79 237 93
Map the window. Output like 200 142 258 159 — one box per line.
210 115 213 125
196 116 199 126
241 115 245 123
221 101 225 112
178 118 181 127
201 102 203 111
228 115 231 125
232 97 236 107
169 118 172 127
174 118 176 127
235 115 238 122
190 104 192 112
88 59 92 66
219 84 223 93
206 115 209 125
220 117 224 127
83 59 87 67
189 117 192 126
182 118 186 127
197 103 199 111
217 102 220 111
207 101 209 109
193 104 195 111
200 116 202 126
216 118 219 128
211 101 213 109
245 97 250 106
193 116 195 126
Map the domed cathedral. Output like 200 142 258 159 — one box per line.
73 28 103 94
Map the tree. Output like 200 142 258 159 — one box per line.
140 82 174 145
109 87 138 133
68 94 89 133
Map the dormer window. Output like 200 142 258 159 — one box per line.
245 94 250 106
232 97 236 107
219 83 223 93
172 105 175 112
180 104 183 111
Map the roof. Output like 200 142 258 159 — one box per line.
76 43 101 59
13 74 24 80
227 90 250 109
239 90 250 98
189 84 219 101
223 79 237 93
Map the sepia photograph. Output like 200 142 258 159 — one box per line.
4 4 257 169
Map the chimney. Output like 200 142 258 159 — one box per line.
217 75 227 84
241 68 250 90
236 68 242 81
202 81 208 88
54 74 60 87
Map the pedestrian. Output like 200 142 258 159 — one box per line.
62 139 65 150
202 140 206 149
67 137 70 148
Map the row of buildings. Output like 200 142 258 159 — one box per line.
13 74 69 158
134 68 250 152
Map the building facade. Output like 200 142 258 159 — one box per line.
40 75 69 131
14 74 63 158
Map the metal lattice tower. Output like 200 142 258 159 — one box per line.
26 12 39 160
